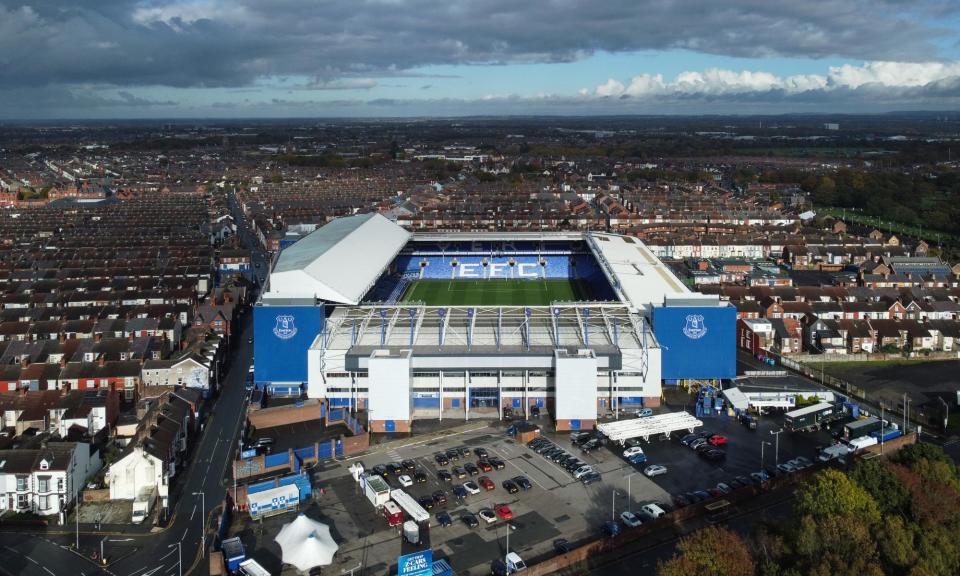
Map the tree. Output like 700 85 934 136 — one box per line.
658 526 755 576
794 514 884 576
794 469 881 523
849 459 910 516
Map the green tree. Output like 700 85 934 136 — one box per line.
877 516 918 570
658 526 755 576
849 459 910 515
794 469 881 523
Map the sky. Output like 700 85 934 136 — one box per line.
2 0 960 119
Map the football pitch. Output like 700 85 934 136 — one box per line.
401 279 591 306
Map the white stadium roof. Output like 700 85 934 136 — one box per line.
268 213 411 305
586 233 689 314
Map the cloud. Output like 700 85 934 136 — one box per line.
0 0 955 92
585 61 960 101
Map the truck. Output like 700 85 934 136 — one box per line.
871 428 903 443
132 485 157 524
843 417 882 440
846 435 878 451
238 558 271 576
818 442 853 462
390 489 430 523
382 500 403 526
784 401 841 431
362 474 392 508
221 537 246 573
403 520 420 545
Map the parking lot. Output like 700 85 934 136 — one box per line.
230 398 836 575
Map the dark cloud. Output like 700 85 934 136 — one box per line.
0 0 953 91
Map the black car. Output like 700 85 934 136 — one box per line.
564 460 584 472
581 440 601 453
702 449 726 462
437 470 453 482
435 453 450 466
418 495 435 510
535 443 556 454
680 433 699 446
464 463 479 476
433 490 448 506
452 466 467 479
461 512 479 528
513 476 532 490
530 405 541 418
580 471 602 484
401 459 416 471
372 464 388 478
489 457 506 470
386 463 402 476
446 449 460 461
414 471 428 483
527 438 546 449
475 447 489 459
457 447 471 457
554 539 572 553
502 480 519 494
436 511 453 527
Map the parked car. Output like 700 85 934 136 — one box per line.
402 459 416 471
446 449 461 461
464 463 479 476
573 466 595 479
479 476 495 491
708 434 728 447
452 466 466 479
624 438 644 449
513 476 532 490
680 433 699 446
372 464 387 478
690 438 708 450
438 470 452 483
398 475 413 487
418 495 435 510
620 511 643 527
777 462 798 474
635 408 654 417
672 494 690 508
702 449 726 462
463 481 481 495
716 482 732 494
495 504 514 520
601 521 621 538
693 490 712 501
414 471 428 483
435 453 449 466
475 447 489 459
793 456 813 469
622 446 645 459
580 472 602 485
641 503 667 519
477 460 493 473
433 490 447 506
503 480 519 494
581 440 601 452
570 431 591 443
436 511 452 527
453 485 468 499
530 405 541 418
386 463 403 476
478 508 497 524
644 464 668 477
489 457 506 470
461 512 479 528
627 453 648 465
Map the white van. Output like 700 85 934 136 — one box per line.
640 503 666 519
505 552 527 572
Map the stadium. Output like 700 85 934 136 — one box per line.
254 213 735 432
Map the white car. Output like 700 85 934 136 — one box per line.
635 408 654 417
573 466 594 479
619 511 643 528
622 447 645 459
643 464 667 477
478 508 497 524
463 481 481 495
398 475 413 487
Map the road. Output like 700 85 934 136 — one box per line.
0 190 261 576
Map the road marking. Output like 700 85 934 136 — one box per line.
26 556 39 565
189 504 196 521
489 446 548 490
43 567 55 576
181 527 188 542
158 547 178 562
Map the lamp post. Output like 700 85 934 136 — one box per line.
193 491 206 556
626 472 637 513
169 542 181 576
75 495 80 550
770 428 783 467
611 489 619 521
760 441 772 478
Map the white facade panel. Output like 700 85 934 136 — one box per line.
368 350 412 421
554 350 598 421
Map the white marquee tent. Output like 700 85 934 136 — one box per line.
274 514 339 572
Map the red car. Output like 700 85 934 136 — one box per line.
477 460 493 472
479 476 496 491
494 504 513 520
708 434 728 447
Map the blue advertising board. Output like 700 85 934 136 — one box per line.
399 551 433 576
652 305 736 381
254 305 324 386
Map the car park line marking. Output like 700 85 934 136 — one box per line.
158 547 178 562
489 446 550 490
189 504 196 521
43 568 55 576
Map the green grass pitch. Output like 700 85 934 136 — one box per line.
400 279 592 306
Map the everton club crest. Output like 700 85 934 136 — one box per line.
682 314 708 340
273 314 298 340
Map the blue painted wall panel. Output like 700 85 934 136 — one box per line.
264 453 289 469
254 305 324 386
652 305 736 380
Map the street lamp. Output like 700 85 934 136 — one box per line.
770 428 783 467
192 491 206 556
625 472 637 513
760 441 772 477
169 542 182 576
611 489 619 521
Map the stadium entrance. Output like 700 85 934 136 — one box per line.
469 387 499 409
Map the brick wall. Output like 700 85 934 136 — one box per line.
247 400 321 430
369 420 411 433
555 419 595 432
82 488 111 502
341 432 370 456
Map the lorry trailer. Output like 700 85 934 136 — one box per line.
784 401 842 431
